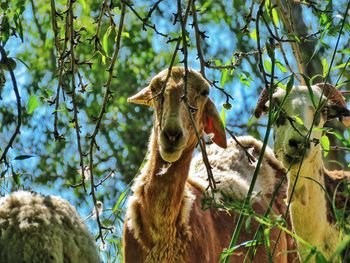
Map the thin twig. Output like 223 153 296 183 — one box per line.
178 0 217 191
191 0 205 75
52 0 70 141
68 0 86 192
50 0 61 53
144 0 163 24
123 0 167 37
225 128 256 163
88 1 126 244
0 46 21 164
88 0 108 51
94 170 115 188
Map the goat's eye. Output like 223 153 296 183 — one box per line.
325 104 346 120
201 89 209 97
276 112 287 126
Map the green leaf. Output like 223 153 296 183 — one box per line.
301 73 317 108
0 1 8 10
28 95 40 114
214 59 221 66
320 135 330 157
263 59 272 73
14 154 35 160
80 0 87 10
249 28 257 41
264 228 271 254
331 63 348 71
11 166 20 185
266 43 274 60
220 70 228 87
276 61 287 73
239 72 251 87
315 252 328 263
293 115 304 125
245 216 251 233
113 188 129 213
102 26 114 57
286 74 294 94
220 107 226 128
338 48 350 54
322 57 329 77
122 31 130 38
1 168 8 178
271 9 279 26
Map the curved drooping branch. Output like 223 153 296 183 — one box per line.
0 45 21 165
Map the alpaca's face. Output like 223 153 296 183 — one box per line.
128 67 227 163
272 86 326 166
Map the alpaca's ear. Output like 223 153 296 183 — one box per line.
203 99 227 148
127 86 154 107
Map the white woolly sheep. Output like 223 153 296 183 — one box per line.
189 136 298 262
0 191 100 263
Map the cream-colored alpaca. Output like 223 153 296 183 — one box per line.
123 67 297 263
255 83 350 262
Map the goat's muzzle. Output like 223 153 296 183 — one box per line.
162 127 184 145
159 124 187 163
284 137 311 164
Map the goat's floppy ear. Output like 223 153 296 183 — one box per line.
127 86 154 107
203 99 227 148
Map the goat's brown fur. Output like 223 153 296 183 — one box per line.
124 67 298 262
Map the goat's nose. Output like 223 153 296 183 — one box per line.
288 139 301 149
162 128 183 144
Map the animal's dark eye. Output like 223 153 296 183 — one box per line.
201 89 209 96
276 111 287 126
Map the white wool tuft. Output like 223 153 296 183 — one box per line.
189 136 286 203
0 191 100 263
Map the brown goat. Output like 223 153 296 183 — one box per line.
123 67 298 263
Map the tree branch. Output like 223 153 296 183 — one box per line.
0 46 21 164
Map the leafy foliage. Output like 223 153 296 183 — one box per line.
1 0 350 261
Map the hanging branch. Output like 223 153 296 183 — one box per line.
50 0 61 53
190 0 233 104
191 0 205 75
51 0 70 141
88 0 108 51
87 1 126 244
68 0 86 192
0 46 21 164
177 0 218 192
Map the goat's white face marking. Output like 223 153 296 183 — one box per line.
272 86 327 166
151 68 210 163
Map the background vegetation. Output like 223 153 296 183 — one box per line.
1 0 350 261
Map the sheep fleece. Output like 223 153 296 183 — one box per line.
0 191 100 263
